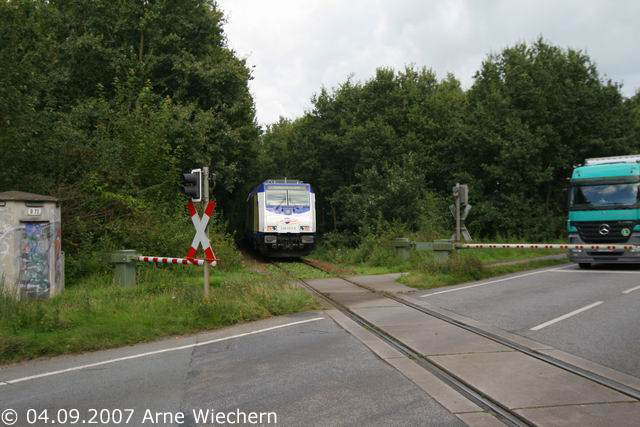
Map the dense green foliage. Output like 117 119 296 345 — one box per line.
260 68 461 237
260 39 640 241
3 0 640 275
0 0 259 277
464 41 634 237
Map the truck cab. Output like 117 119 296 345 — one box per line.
568 155 640 268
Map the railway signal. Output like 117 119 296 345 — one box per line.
181 168 202 202
182 165 213 298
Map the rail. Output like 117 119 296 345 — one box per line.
281 259 640 425
272 260 531 426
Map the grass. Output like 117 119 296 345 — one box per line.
311 239 566 275
0 264 319 364
460 247 565 264
266 260 331 280
399 255 567 290
347 265 407 275
310 235 569 290
310 242 409 275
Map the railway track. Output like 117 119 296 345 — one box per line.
271 260 529 426
271 259 640 426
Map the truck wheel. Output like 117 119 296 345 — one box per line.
578 263 591 269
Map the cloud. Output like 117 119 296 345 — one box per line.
217 0 640 125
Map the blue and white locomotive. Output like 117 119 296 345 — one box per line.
245 179 316 257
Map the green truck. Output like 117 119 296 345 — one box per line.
568 155 640 268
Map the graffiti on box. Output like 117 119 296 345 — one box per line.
18 222 52 298
0 224 24 291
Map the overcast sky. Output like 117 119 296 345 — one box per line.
216 0 640 126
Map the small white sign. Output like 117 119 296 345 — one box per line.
26 207 42 216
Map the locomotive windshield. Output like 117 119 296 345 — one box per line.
265 185 310 207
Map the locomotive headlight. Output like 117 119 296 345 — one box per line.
300 225 310 231
267 226 277 231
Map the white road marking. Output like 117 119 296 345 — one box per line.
420 266 565 298
622 284 640 294
555 269 640 275
529 302 603 331
0 317 324 386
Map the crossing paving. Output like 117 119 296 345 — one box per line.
420 263 640 378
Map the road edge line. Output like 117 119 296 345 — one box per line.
0 317 324 386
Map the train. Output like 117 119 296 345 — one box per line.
245 179 316 257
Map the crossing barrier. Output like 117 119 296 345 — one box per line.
456 243 638 251
110 250 218 287
137 256 217 266
392 238 640 261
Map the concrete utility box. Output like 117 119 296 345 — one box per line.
0 191 64 298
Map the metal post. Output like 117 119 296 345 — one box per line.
203 166 210 299
392 238 413 260
433 240 453 261
110 250 138 287
455 183 461 243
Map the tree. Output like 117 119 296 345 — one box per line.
0 0 259 272
464 38 635 238
260 40 637 240
260 66 466 234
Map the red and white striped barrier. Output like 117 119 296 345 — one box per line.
456 243 639 251
137 256 217 266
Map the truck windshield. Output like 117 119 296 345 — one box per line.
570 183 640 209
265 186 310 207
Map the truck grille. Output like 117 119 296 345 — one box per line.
572 221 634 244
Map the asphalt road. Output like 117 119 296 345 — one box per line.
0 313 463 426
420 263 640 378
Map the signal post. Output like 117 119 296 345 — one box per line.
202 166 210 298
182 167 215 299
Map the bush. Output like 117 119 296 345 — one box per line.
60 200 245 283
209 227 244 272
415 252 484 281
312 226 408 270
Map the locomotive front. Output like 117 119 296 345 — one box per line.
247 180 316 257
